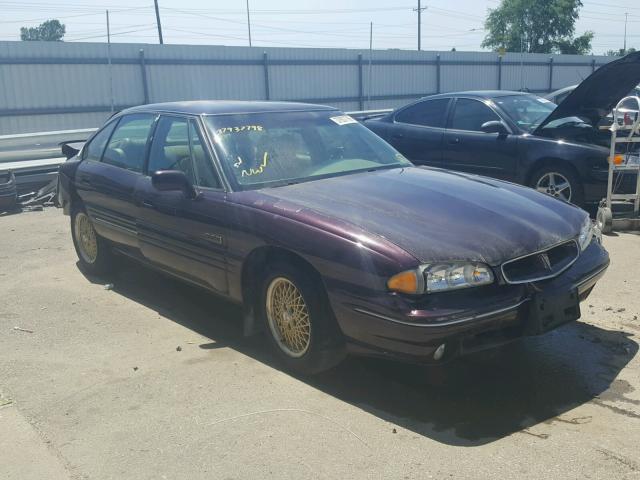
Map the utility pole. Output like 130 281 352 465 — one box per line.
106 10 114 113
623 12 628 53
246 0 252 47
413 0 427 51
154 0 163 44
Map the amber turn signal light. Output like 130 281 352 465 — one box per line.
608 154 624 165
387 270 420 294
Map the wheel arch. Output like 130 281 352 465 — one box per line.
58 161 84 215
240 245 329 336
524 157 582 186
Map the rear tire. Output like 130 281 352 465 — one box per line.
259 261 345 375
529 165 584 207
71 206 113 275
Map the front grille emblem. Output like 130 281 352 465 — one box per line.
538 253 552 270
501 240 579 284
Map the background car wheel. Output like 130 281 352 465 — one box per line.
259 261 345 374
71 206 113 275
530 165 584 206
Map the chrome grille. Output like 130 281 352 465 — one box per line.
501 240 579 284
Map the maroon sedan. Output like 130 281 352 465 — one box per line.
59 101 609 373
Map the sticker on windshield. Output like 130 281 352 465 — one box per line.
537 98 552 104
330 115 358 126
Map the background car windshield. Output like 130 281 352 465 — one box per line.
204 111 411 189
494 94 556 132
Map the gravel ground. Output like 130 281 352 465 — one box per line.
1 207 639 480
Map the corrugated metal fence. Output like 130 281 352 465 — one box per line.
0 41 613 135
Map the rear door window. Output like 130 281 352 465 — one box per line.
395 99 450 128
102 113 155 173
450 98 501 132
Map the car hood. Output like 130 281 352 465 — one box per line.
534 51 640 133
244 167 586 266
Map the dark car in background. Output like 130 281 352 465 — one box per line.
364 51 640 207
546 83 640 128
59 101 608 374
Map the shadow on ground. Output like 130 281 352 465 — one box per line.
79 259 638 447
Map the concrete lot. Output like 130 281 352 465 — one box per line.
1 208 639 480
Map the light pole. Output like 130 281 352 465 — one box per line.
246 0 252 47
106 10 114 113
623 12 628 53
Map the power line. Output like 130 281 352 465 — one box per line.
66 25 157 41
0 6 150 24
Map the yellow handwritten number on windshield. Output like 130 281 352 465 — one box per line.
241 152 269 177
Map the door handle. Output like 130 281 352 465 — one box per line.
141 199 155 209
448 137 460 145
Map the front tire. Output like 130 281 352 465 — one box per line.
530 165 584 206
71 207 113 275
259 262 345 374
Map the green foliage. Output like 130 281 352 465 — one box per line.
20 19 66 41
605 47 637 57
482 0 592 55
555 31 594 54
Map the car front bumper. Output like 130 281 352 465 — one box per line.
329 239 609 364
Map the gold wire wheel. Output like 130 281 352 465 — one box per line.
266 277 311 358
74 212 98 264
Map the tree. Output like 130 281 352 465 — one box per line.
555 32 594 54
482 0 593 55
20 19 65 41
606 47 637 56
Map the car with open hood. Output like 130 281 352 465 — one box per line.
58 100 609 374
545 83 640 126
364 51 640 207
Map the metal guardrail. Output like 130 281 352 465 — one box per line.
0 128 96 164
0 128 96 194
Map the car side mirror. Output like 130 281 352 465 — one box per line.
480 120 509 135
151 170 197 199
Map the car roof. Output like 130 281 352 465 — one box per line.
121 100 338 116
423 90 531 100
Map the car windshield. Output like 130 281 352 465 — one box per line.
204 110 411 190
494 94 557 132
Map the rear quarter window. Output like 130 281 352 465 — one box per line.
83 121 117 162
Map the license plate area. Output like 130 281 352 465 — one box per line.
527 288 580 335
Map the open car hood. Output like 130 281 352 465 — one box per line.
534 51 640 133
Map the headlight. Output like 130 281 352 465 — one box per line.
387 262 494 294
578 216 594 251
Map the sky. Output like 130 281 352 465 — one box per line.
0 0 637 55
